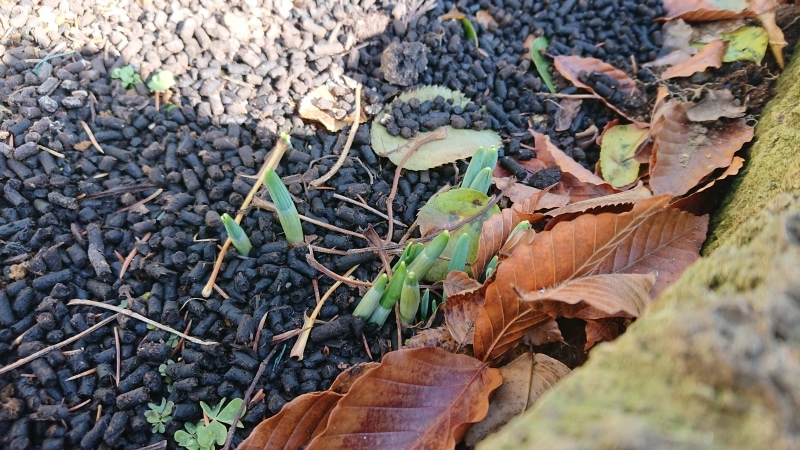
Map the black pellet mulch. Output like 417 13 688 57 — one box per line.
0 0 694 448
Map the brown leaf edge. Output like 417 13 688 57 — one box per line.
661 40 727 79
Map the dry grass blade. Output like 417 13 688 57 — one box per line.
306 347 502 450
310 84 361 187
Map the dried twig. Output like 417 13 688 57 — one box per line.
115 188 163 214
384 127 448 244
310 84 362 187
306 247 372 287
81 121 105 154
221 347 277 450
362 333 373 360
290 265 359 360
67 300 217 345
37 145 65 158
113 326 121 387
335 193 406 227
68 398 92 413
169 320 193 360
0 314 120 376
272 326 311 344
202 138 290 297
119 232 152 279
66 367 97 381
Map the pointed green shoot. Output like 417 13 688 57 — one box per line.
378 261 407 310
468 167 493 195
400 271 420 324
506 220 531 243
482 146 498 172
420 288 431 321
264 168 304 245
447 233 471 273
462 146 486 188
280 133 293 148
485 255 499 279
221 213 251 256
368 304 392 328
407 230 450 280
353 274 389 319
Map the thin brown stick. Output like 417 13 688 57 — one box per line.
310 84 362 187
68 398 92 413
37 145 65 158
113 327 121 387
81 120 105 154
67 300 217 345
66 367 97 381
202 138 290 297
114 250 125 263
169 319 193 360
543 93 597 99
312 279 321 304
96 404 102 423
119 232 152 279
221 347 277 450
384 127 448 245
335 193 406 227
252 197 365 240
115 188 163 214
306 247 372 287
272 326 311 344
364 226 393 277
291 265 359 360
0 314 119 376
395 302 403 350
362 333 373 360
212 283 230 299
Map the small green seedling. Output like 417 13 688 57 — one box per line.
145 398 174 434
399 271 420 325
352 273 389 320
264 168 304 245
420 288 432 321
159 359 175 393
484 255 499 279
147 70 176 111
174 398 245 450
111 65 142 89
221 213 252 256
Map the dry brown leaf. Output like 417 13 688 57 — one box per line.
439 4 465 21
531 131 611 188
472 209 522 278
671 156 745 215
499 228 537 259
661 40 727 79
650 101 754 197
473 196 673 363
523 319 564 346
405 327 461 353
545 182 652 221
443 287 482 346
518 273 656 318
299 86 352 132
757 11 787 68
306 347 502 450
238 363 380 450
73 141 93 151
644 19 697 67
464 353 570 447
474 10 498 29
686 89 746 122
584 319 623 350
443 270 482 298
590 207 709 298
663 0 755 20
494 177 570 209
554 99 583 132
552 55 646 126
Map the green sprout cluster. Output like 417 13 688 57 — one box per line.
147 70 176 93
111 65 142 89
174 398 245 450
145 398 174 434
462 146 499 195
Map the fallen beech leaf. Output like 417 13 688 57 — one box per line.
443 284 483 346
650 101 754 197
552 55 646 126
692 18 750 43
584 319 623 350
73 141 93 151
474 10 497 29
661 40 727 79
663 0 753 20
687 89 746 122
443 270 482 298
531 131 610 187
644 19 697 67
405 327 461 353
299 86 352 132
473 196 671 363
518 273 656 318
523 319 564 346
545 182 652 221
464 353 570 447
554 99 582 132
598 124 650 188
306 347 502 450
670 156 745 215
590 207 709 298
552 175 618 204
721 26 769 64
494 177 570 209
330 362 381 394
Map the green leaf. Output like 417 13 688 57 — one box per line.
217 398 245 426
371 86 502 171
144 410 158 423
195 424 219 448
164 401 174 415
721 26 768 65
175 429 200 450
185 422 197 434
147 70 176 92
599 124 649 188
531 36 557 94
199 401 214 418
417 188 500 281
461 17 477 46
111 68 121 79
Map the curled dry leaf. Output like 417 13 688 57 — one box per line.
443 285 482 346
650 101 754 198
643 19 696 67
464 353 570 447
554 99 583 132
405 327 461 353
237 364 377 450
443 270 482 298
474 10 498 29
687 89 747 122
306 347 502 450
552 55 646 126
670 156 745 215
545 182 652 221
584 319 623 350
531 131 610 187
473 196 675 363
494 177 570 209
299 86 353 132
661 40 727 80
662 0 754 21
752 0 788 67
523 319 564 346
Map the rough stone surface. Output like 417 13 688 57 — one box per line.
380 41 427 86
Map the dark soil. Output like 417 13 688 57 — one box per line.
0 0 788 449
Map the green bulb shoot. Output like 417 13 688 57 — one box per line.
406 230 450 280
485 255 499 279
462 146 486 188
420 288 431 321
264 168 304 245
468 167 493 194
447 233 471 273
353 274 388 320
221 213 251 256
399 271 420 325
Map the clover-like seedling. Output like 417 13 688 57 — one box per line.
111 65 142 89
147 70 176 112
174 398 245 450
159 359 175 393
145 398 174 434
